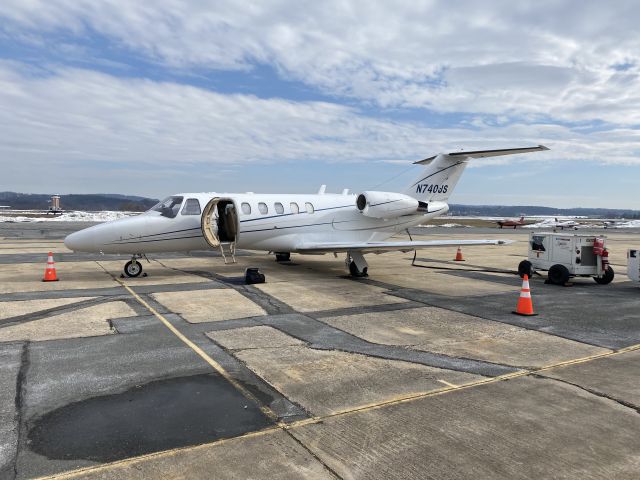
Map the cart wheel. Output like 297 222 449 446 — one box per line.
548 264 570 285
518 260 534 279
594 266 615 285
124 260 143 278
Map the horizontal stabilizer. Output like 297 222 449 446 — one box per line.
294 239 513 254
415 145 548 165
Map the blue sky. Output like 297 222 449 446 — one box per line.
0 1 639 208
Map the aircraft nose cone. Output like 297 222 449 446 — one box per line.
64 229 95 252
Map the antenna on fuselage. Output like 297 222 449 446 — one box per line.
318 185 326 194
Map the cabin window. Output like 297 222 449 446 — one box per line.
258 202 268 214
181 198 201 215
274 202 284 214
241 202 251 215
290 202 299 214
305 202 314 214
150 196 183 219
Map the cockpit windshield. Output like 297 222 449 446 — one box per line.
147 196 184 218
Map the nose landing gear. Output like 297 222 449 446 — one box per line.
122 254 148 278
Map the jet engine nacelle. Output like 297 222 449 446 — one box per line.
356 191 419 219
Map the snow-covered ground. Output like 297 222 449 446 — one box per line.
609 219 640 229
0 210 140 223
445 215 589 221
415 223 469 228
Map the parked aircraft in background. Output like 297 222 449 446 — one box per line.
65 145 548 277
529 218 580 230
497 216 527 229
602 220 625 229
550 217 580 230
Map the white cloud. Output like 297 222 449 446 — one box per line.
0 62 638 175
2 1 640 124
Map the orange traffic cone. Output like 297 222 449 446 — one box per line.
454 247 465 261
42 252 59 282
513 274 536 316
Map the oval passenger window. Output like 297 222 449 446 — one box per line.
258 202 268 214
274 202 284 214
305 202 314 214
290 202 299 214
241 202 251 215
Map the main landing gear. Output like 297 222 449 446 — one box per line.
275 252 291 262
122 254 148 278
346 251 368 277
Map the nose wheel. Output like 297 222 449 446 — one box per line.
122 255 147 278
123 260 142 277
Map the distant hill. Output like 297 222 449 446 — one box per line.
0 192 159 212
449 204 640 219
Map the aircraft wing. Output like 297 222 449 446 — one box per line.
294 239 513 254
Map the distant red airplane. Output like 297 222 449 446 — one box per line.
497 216 526 228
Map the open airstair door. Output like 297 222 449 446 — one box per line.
201 198 239 263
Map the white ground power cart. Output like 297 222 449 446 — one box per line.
518 232 614 285
628 249 639 285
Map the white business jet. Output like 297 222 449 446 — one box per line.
65 146 548 277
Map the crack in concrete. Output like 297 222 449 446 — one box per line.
535 374 640 415
285 430 344 480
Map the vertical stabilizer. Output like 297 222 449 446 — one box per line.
403 154 469 202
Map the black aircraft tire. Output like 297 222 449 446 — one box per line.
275 252 291 262
594 266 615 285
518 260 533 279
548 264 570 285
349 261 368 277
124 260 143 278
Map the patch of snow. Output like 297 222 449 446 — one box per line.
415 223 468 228
0 216 34 223
50 211 139 222
612 220 640 228
0 210 139 223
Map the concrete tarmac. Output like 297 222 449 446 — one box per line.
0 223 639 479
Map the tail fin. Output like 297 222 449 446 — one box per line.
404 145 548 202
404 154 468 202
